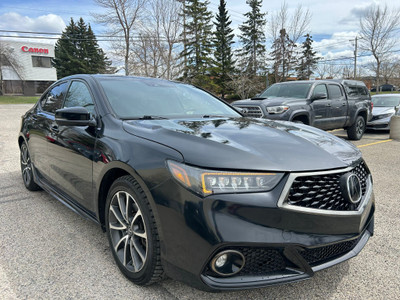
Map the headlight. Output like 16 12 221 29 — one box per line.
266 106 289 114
376 113 394 120
167 161 284 196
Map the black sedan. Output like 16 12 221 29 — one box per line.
19 75 375 291
367 94 400 130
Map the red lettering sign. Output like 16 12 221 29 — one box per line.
21 46 49 54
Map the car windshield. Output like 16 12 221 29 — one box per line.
97 77 240 119
259 83 312 99
372 96 400 107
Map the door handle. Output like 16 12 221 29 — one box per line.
342 102 346 106
326 103 331 107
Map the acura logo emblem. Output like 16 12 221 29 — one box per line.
340 173 362 204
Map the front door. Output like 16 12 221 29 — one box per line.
48 80 98 212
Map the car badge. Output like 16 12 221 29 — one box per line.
340 173 362 204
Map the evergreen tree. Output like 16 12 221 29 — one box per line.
53 18 113 78
296 34 320 80
212 0 235 98
180 0 213 86
237 0 267 76
270 28 297 82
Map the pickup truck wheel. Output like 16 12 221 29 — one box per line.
347 116 365 140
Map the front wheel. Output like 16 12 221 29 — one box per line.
105 176 164 285
20 142 41 191
347 116 366 140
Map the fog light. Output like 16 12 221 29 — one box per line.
210 250 245 276
215 253 227 267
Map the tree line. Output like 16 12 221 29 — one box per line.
51 0 400 98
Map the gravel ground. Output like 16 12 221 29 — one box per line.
0 104 399 300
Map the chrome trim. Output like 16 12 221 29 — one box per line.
210 250 245 277
277 166 373 216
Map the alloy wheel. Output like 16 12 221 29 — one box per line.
356 118 365 137
21 143 32 185
108 191 148 272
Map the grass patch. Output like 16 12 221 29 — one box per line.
0 96 39 104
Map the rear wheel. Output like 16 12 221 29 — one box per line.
20 142 41 191
347 115 365 140
105 175 164 285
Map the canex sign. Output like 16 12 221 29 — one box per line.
21 46 49 54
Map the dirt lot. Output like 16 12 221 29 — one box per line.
1 104 399 299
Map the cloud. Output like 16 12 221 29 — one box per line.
340 2 375 25
0 12 66 33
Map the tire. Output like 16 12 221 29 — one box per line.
347 115 366 140
105 175 164 285
20 142 41 191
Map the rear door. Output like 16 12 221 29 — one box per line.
328 83 347 128
28 81 69 182
310 84 331 129
48 80 97 211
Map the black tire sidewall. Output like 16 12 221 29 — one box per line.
105 177 158 284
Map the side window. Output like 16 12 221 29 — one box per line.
345 85 358 98
313 84 328 96
63 81 95 115
328 84 344 99
357 86 368 96
41 82 68 113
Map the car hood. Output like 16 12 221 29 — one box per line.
372 106 395 116
233 97 305 107
123 118 361 172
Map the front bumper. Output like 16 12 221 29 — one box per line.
150 165 375 291
367 117 391 130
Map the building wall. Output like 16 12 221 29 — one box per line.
1 40 57 81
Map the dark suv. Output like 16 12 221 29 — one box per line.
232 80 372 140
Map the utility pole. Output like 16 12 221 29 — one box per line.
353 36 358 79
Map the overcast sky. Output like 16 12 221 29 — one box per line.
0 0 399 68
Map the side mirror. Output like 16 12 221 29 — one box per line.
310 93 327 101
55 107 96 127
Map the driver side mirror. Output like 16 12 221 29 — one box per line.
310 93 327 101
55 107 96 127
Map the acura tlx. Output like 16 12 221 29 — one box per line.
19 75 374 291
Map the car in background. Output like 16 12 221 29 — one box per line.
232 79 372 140
367 94 400 130
19 75 374 291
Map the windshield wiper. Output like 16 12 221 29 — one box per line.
136 115 169 120
123 115 169 120
202 115 226 118
251 97 268 100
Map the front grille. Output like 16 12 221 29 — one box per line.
300 236 362 266
287 161 370 211
235 105 264 118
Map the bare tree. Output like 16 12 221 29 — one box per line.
0 42 24 94
93 0 147 75
130 0 182 79
227 73 264 99
359 4 400 93
269 1 311 81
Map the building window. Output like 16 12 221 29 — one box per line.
32 56 52 68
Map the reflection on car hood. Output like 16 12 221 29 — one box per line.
123 118 361 172
372 107 395 116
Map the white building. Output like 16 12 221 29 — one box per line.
0 40 57 95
